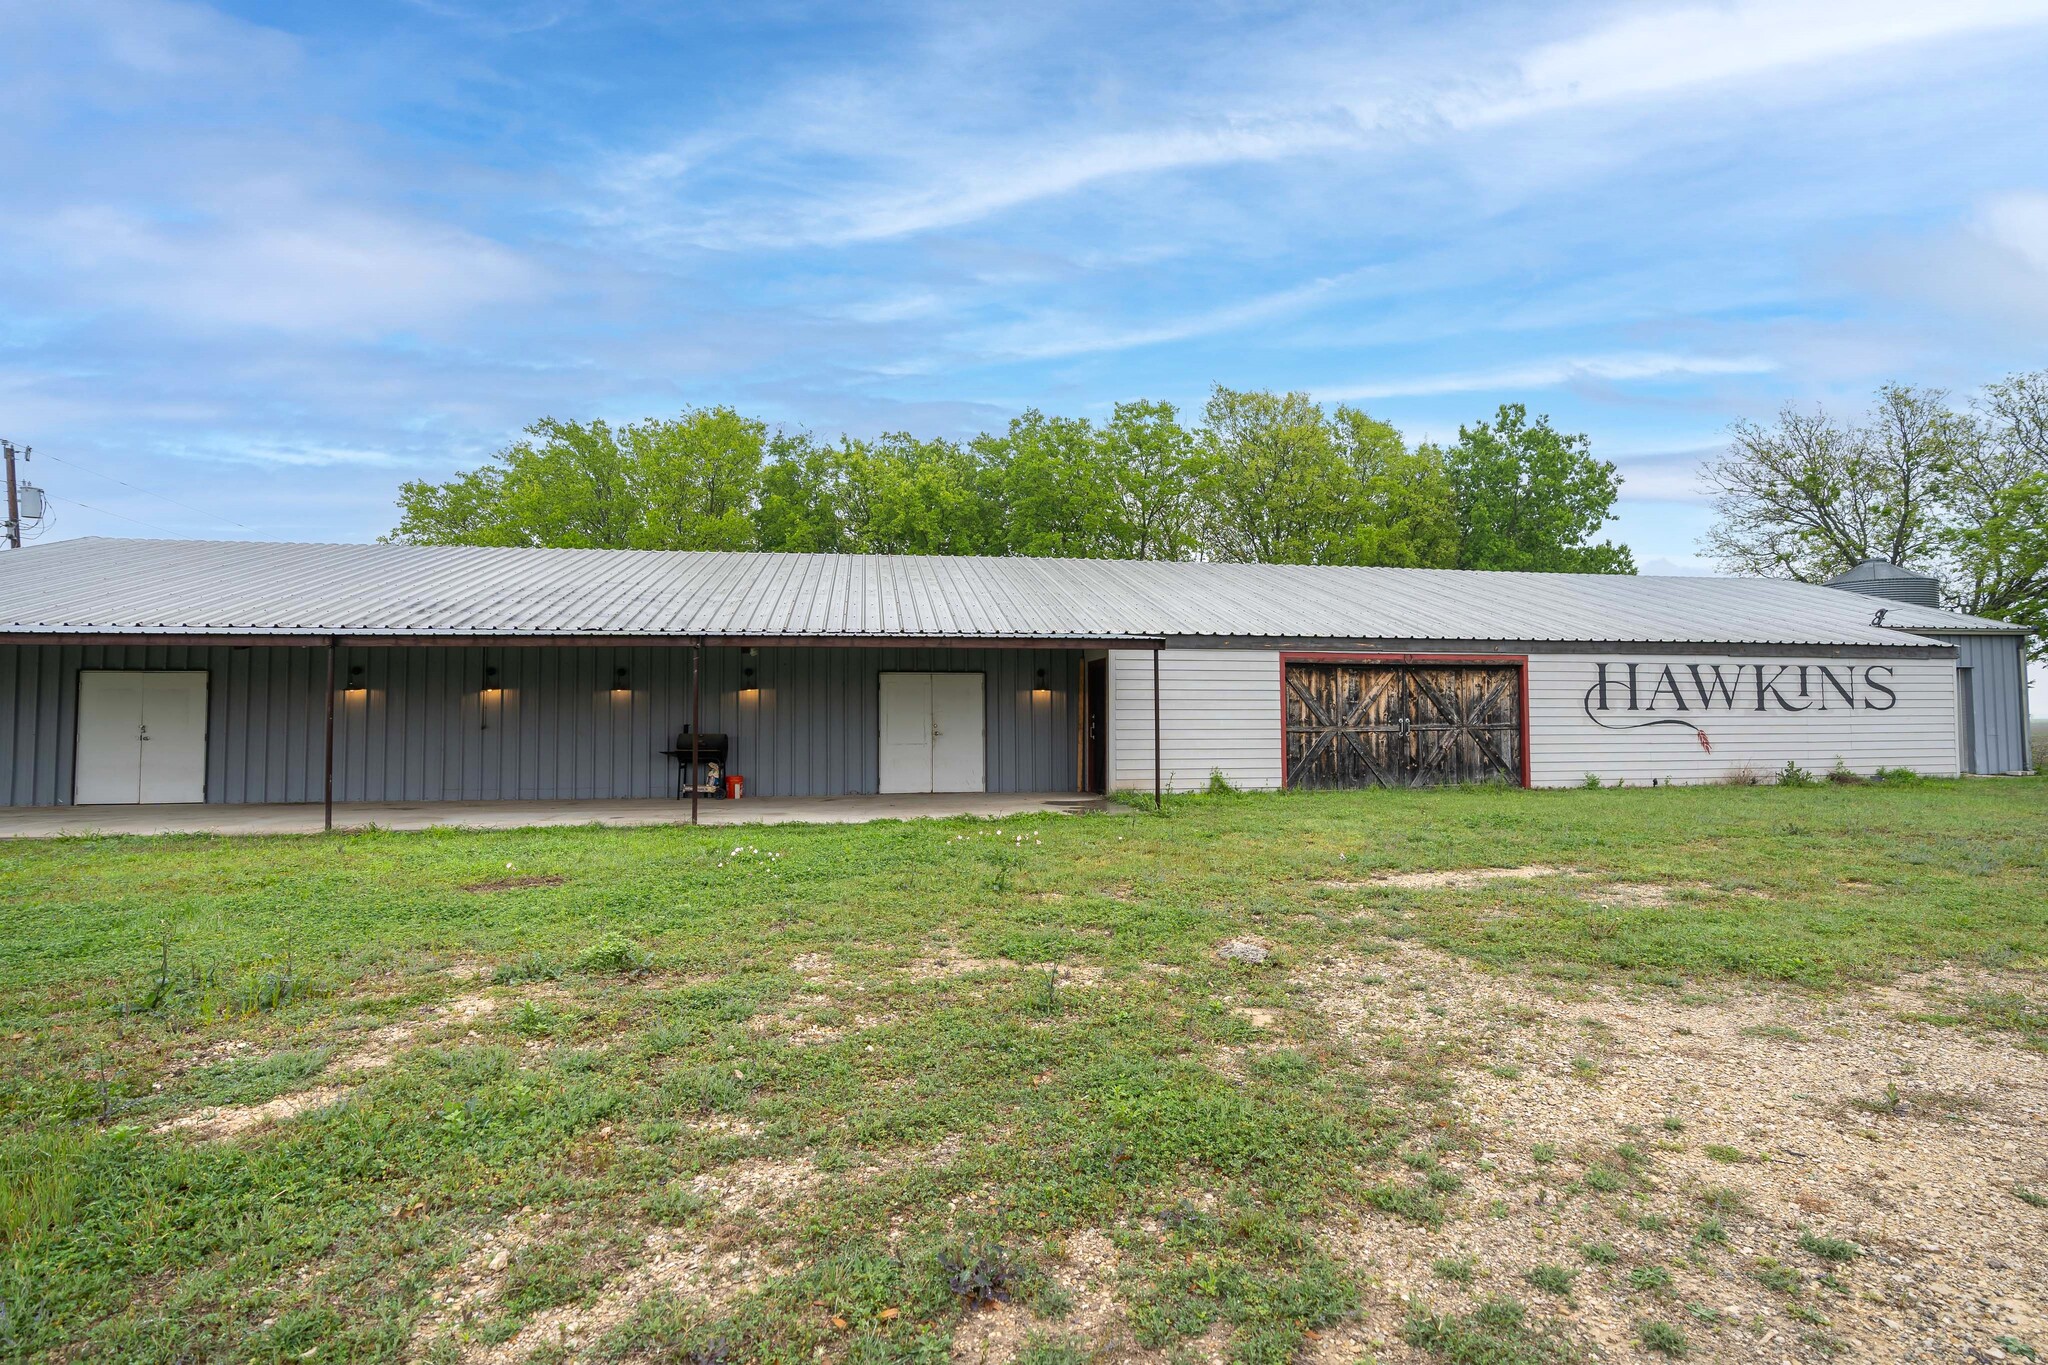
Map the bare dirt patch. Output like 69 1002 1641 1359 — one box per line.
790 952 835 978
682 1115 764 1139
408 1210 549 1361
908 952 1009 980
1578 881 1676 908
166 1036 260 1076
1207 1040 1294 1084
949 1228 1155 1364
1863 965 2046 1021
469 1231 766 1365
689 1156 822 1215
459 874 567 892
160 989 555 1141
1295 945 2048 1362
1574 881 1772 909
156 1084 353 1141
747 992 874 1046
411 1202 777 1365
1322 865 1578 891
334 991 504 1071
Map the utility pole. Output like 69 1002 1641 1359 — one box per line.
2 440 21 550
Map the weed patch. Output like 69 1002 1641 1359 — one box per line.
1403 1297 1572 1363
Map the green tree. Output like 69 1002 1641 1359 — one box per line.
625 407 764 550
1100 399 1199 560
1329 404 1457 568
389 409 764 551
389 416 642 548
753 432 848 552
1701 386 1955 582
837 433 996 554
978 410 1120 557
1194 386 1361 563
1940 373 2048 653
1443 404 1633 573
1702 374 2046 653
385 464 515 546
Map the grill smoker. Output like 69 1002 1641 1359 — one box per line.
661 730 728 800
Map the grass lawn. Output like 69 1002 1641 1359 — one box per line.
1 778 2044 1364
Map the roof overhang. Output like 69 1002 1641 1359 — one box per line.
0 630 1166 650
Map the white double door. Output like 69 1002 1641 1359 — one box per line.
75 671 209 804
878 671 986 794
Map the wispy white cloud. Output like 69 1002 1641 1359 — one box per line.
1467 0 2048 124
610 115 1367 251
969 268 1374 360
1853 189 2048 333
192 441 405 468
26 202 541 336
1981 191 2048 274
1605 445 1724 502
0 0 300 110
1318 353 1777 401
789 119 1363 247
397 0 579 38
1635 555 1716 576
595 0 2048 251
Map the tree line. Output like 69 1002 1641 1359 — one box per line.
1702 369 2048 653
389 385 1635 575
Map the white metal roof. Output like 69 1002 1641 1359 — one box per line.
0 537 2023 647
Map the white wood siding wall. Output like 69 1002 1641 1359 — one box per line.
1524 653 1959 787
1105 649 1283 792
1102 647 1959 793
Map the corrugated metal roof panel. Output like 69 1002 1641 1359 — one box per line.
0 537 2025 647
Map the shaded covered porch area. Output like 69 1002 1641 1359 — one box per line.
3 633 1170 823
0 790 1122 838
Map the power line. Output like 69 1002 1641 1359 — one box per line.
35 451 251 530
43 493 187 538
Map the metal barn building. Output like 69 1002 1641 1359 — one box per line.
0 538 2032 818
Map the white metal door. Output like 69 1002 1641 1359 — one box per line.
74 671 207 804
75 672 146 804
929 673 986 793
878 672 934 794
140 672 209 802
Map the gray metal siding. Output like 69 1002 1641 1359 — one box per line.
1826 575 1943 608
1918 632 2032 773
0 643 1077 806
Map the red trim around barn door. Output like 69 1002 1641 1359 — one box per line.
1276 651 1531 790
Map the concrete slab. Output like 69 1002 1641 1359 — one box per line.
0 792 1123 839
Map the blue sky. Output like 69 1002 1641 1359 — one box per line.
3 0 2046 589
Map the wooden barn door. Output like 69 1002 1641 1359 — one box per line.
1284 660 1522 789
